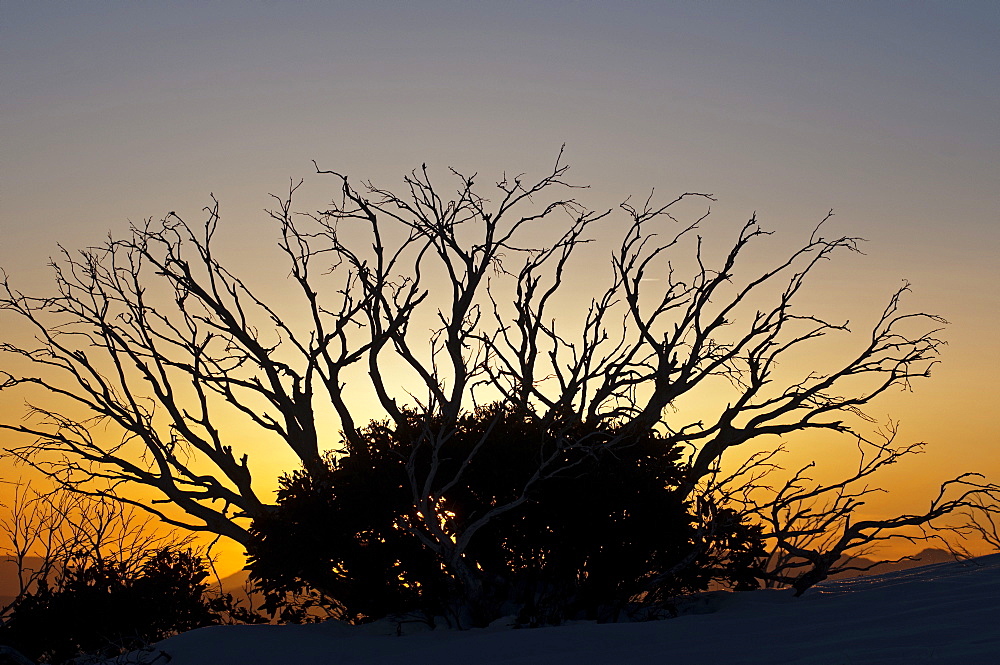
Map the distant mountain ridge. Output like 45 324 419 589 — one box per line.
829 548 957 579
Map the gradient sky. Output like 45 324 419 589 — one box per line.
2 2 998 572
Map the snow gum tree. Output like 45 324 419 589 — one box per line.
2 149 997 624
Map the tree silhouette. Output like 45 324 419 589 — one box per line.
247 403 765 625
0 546 239 662
0 483 266 661
1 150 996 622
0 481 197 619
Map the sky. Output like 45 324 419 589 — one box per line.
1 2 998 573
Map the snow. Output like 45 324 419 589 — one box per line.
145 554 1000 664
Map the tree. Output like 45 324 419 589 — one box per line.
0 482 263 663
0 545 241 663
1 150 996 621
0 481 194 619
247 403 765 625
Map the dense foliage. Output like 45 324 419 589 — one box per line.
248 404 766 626
0 548 257 663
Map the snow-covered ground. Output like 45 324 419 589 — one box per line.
149 553 1000 664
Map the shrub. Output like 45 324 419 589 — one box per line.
0 547 242 663
247 403 766 625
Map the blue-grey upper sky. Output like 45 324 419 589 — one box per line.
4 2 996 200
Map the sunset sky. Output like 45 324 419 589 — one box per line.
2 2 998 574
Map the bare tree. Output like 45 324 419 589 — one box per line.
0 479 194 619
696 425 1000 594
0 481 73 615
964 495 1000 552
1 150 995 601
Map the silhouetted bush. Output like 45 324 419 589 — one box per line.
247 403 766 626
0 547 252 663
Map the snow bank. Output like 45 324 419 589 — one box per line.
149 554 1000 664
